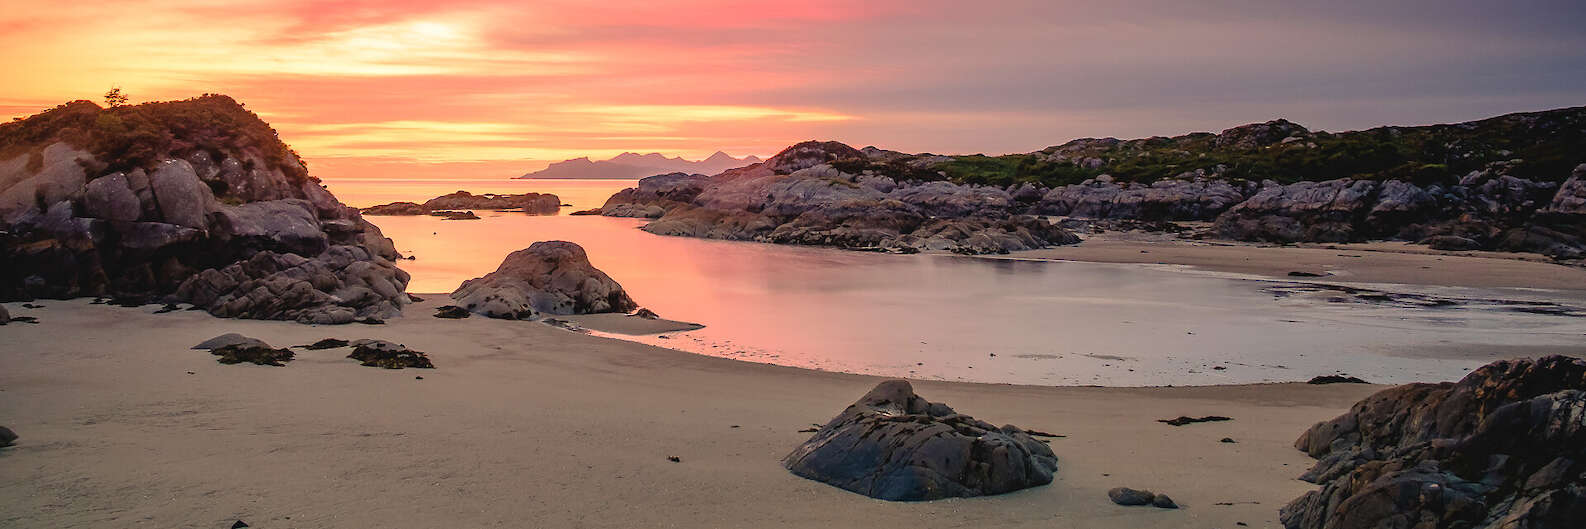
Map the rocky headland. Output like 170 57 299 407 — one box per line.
362 190 561 216
596 107 1585 259
0 95 410 323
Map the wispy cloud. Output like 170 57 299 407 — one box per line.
2 0 1582 178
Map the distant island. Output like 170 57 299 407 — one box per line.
518 151 761 179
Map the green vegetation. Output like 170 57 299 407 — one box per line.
883 107 1586 187
0 94 311 183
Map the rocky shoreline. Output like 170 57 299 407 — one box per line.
593 109 1585 260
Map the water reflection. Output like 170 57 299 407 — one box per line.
340 179 1586 387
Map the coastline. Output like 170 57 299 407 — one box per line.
991 230 1586 292
0 296 1383 528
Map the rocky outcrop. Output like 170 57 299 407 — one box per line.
0 96 409 322
450 241 637 319
782 380 1059 501
1281 355 1586 529
598 172 709 218
1034 178 1251 221
361 191 561 216
605 142 1080 254
1207 167 1584 258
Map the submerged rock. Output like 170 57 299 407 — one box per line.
1281 355 1586 529
450 241 637 319
782 379 1058 501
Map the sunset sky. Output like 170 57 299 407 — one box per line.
2 0 1584 180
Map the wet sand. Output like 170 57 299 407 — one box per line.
0 297 1383 529
1006 232 1586 291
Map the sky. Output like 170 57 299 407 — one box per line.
2 0 1584 180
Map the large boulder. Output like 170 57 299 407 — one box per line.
450 241 637 319
0 96 409 322
782 380 1059 501
1281 355 1586 529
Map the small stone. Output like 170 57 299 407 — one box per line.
632 308 660 319
1108 487 1156 506
667 456 681 463
0 426 18 447
231 521 249 529
415 376 424 380
1220 437 1237 443
1152 494 1178 509
1287 271 1325 277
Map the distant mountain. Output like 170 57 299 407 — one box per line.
518 151 762 179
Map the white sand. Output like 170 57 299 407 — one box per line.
0 297 1385 528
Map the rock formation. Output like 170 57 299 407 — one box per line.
782 379 1059 501
362 191 561 216
1281 355 1586 529
450 241 637 319
0 96 410 323
593 108 1582 258
602 142 1081 254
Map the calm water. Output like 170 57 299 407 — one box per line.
322 178 1586 386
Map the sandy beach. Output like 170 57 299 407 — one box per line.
0 296 1385 529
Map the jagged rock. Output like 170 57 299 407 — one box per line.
192 333 269 350
781 380 1058 501
451 241 637 319
211 343 294 366
0 426 16 447
347 339 433 369
174 246 409 324
1281 355 1586 529
0 96 409 321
